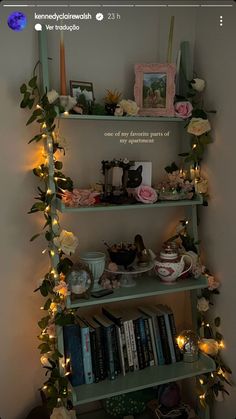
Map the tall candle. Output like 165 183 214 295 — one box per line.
60 31 67 95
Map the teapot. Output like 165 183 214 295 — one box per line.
154 243 192 284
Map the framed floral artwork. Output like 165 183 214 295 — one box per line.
134 63 176 116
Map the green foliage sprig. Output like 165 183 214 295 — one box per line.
21 76 76 411
169 222 232 407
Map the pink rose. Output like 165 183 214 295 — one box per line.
207 275 220 291
135 185 157 204
175 101 193 119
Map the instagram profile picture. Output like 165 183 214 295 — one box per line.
7 11 27 31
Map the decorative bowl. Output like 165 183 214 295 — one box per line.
108 248 136 269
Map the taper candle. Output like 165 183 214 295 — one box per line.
60 31 67 95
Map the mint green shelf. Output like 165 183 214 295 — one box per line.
56 195 203 213
70 353 215 406
59 114 184 122
66 276 207 309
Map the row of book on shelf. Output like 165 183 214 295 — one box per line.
63 304 182 387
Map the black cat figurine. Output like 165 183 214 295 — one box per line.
126 165 143 188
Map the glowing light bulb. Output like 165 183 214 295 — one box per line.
219 340 225 349
199 393 205 400
63 111 69 116
45 206 50 212
42 248 47 254
192 144 197 149
199 379 204 385
36 104 42 110
211 373 214 378
53 219 58 226
50 250 55 257
47 189 52 195
42 122 47 129
42 133 47 139
42 385 47 390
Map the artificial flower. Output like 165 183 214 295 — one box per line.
192 262 202 279
53 280 68 297
50 407 72 419
40 355 51 367
108 262 118 272
199 338 219 356
187 118 211 136
175 101 193 119
195 178 208 195
197 297 209 312
61 189 100 207
135 185 158 204
46 323 56 338
207 275 220 291
191 78 206 92
114 105 124 116
47 89 59 104
119 99 139 116
53 230 78 256
123 158 129 164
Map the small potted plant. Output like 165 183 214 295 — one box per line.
104 89 122 115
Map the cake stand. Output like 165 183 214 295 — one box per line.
105 261 154 288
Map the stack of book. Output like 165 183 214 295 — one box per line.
63 304 182 386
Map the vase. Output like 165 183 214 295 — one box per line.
80 252 106 291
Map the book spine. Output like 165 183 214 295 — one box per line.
133 319 145 370
95 327 107 380
163 313 176 364
128 320 139 371
139 318 149 367
124 320 134 371
111 324 120 376
63 324 84 386
120 324 129 373
153 317 165 365
116 325 126 376
90 330 100 383
144 318 155 366
168 312 182 362
157 314 171 364
81 326 93 384
104 325 116 380
148 317 158 366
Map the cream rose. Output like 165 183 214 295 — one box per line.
53 230 78 256
207 275 220 291
53 280 69 297
114 105 124 116
50 407 72 419
195 179 208 195
47 89 59 104
187 118 211 136
199 338 219 356
119 99 139 116
197 297 209 312
191 78 205 92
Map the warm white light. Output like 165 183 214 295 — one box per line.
42 249 47 254
36 104 42 110
50 250 55 257
52 219 58 226
199 378 204 385
63 111 69 116
47 189 52 195
42 122 47 129
192 144 197 149
42 134 47 139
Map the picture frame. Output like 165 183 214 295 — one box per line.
134 63 176 116
70 80 95 104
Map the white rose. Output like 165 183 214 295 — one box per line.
197 297 209 312
47 90 59 104
119 99 139 116
40 355 51 367
187 118 211 136
199 338 219 356
191 78 205 92
50 407 71 419
195 179 208 195
114 105 124 116
53 230 78 256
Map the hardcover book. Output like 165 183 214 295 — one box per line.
138 306 164 365
93 314 117 380
78 318 94 384
63 324 85 386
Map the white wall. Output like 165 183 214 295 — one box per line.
194 7 236 418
